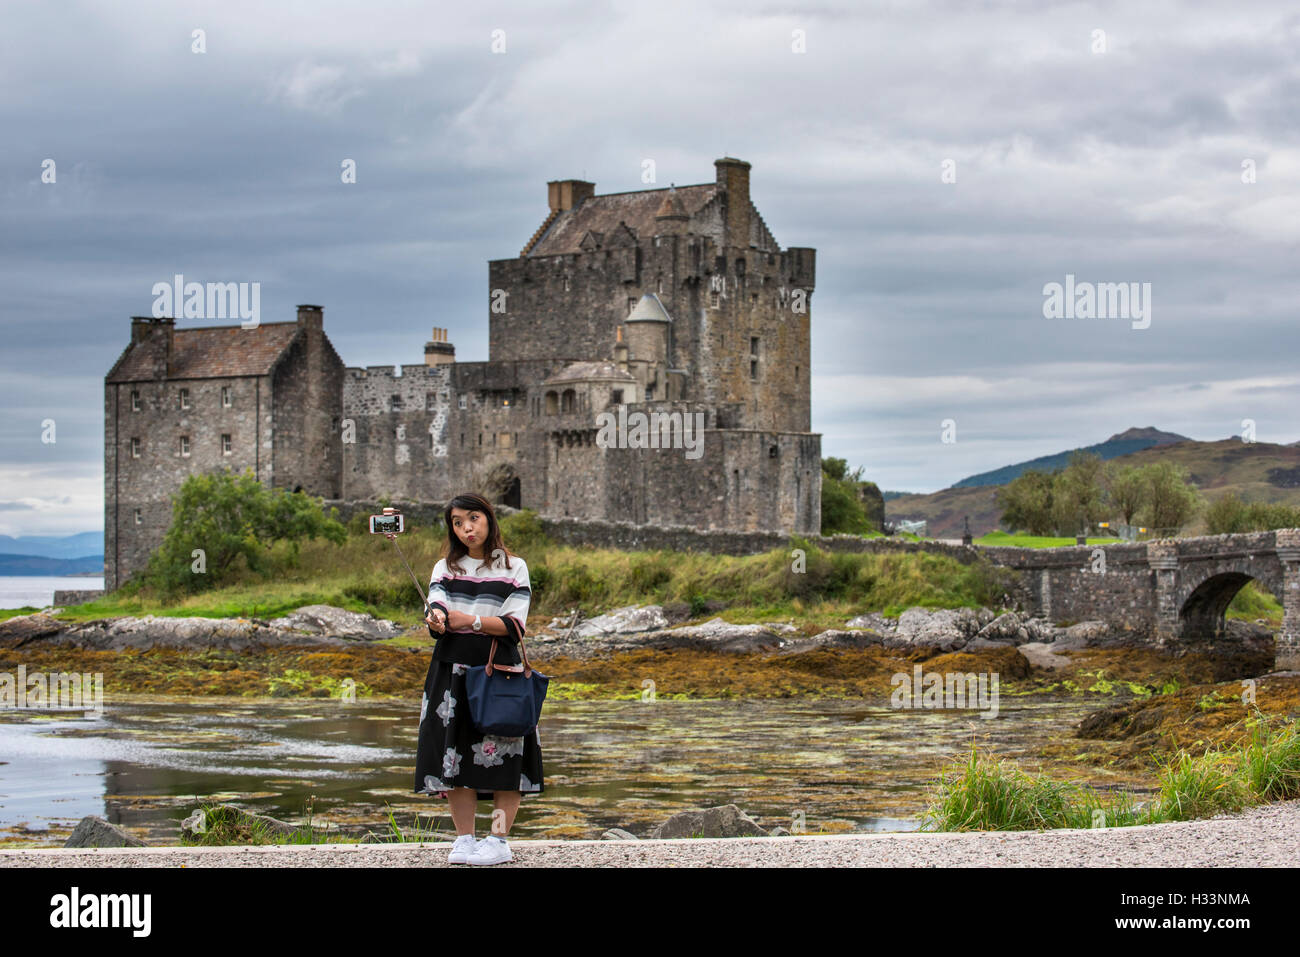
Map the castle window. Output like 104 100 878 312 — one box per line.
134 508 142 525
561 389 576 413
221 386 232 407
751 336 760 380
391 395 402 411
769 445 778 458
131 390 140 412
429 433 435 450
179 387 190 410
751 293 757 305
710 290 720 309
221 434 232 454
612 389 623 404
545 391 558 415
658 277 664 294
460 433 465 447
130 437 140 458
427 392 436 409
502 396 510 407
478 433 482 446
179 435 190 457
458 394 467 410
564 277 571 291
628 298 637 315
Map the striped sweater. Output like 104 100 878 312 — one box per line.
426 554 531 665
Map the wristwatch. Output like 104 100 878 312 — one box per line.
472 614 482 632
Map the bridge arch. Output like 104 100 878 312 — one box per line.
1178 571 1273 640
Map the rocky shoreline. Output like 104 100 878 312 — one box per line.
2 601 1277 671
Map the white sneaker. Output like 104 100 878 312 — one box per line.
447 833 481 864
467 834 512 866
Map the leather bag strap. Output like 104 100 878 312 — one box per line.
484 633 533 678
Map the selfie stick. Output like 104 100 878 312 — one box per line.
380 508 434 618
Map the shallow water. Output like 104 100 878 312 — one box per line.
0 694 1124 846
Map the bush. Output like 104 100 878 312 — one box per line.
140 468 346 599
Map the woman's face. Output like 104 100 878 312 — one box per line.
448 507 488 550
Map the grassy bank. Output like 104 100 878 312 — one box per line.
5 511 1022 636
921 710 1300 831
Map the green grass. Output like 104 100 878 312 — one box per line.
1224 579 1283 626
975 531 1126 548
921 711 1300 831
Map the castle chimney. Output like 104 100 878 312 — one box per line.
130 316 175 376
425 325 456 366
297 304 323 331
714 157 752 250
130 316 152 345
547 179 596 213
614 325 628 371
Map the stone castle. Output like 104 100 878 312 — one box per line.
104 157 822 590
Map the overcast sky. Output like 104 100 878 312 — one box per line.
3 0 1298 537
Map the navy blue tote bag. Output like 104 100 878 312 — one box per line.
464 636 549 736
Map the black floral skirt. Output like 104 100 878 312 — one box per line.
413 658 545 800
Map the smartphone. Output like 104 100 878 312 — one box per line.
369 513 404 535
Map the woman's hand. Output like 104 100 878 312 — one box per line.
425 609 446 633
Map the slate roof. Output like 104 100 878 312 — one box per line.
106 322 303 383
527 182 717 256
541 361 637 386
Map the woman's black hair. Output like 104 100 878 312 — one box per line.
440 492 518 575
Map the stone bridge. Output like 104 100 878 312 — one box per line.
982 529 1300 669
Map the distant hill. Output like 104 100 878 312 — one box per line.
886 434 1300 539
951 427 1191 488
0 553 104 576
0 532 103 560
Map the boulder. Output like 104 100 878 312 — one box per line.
772 628 886 656
0 612 64 649
601 828 639 841
893 607 987 651
963 636 1015 651
1018 641 1072 671
267 604 404 641
569 605 671 638
648 804 769 839
64 815 147 848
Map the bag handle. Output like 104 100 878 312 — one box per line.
484 632 533 678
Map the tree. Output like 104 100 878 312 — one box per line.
995 469 1056 536
141 467 347 596
1051 451 1108 536
820 459 872 535
1104 463 1146 526
1140 462 1201 531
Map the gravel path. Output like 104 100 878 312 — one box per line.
4 799 1297 867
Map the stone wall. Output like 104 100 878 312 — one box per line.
104 372 270 590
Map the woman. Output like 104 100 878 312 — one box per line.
413 492 543 866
